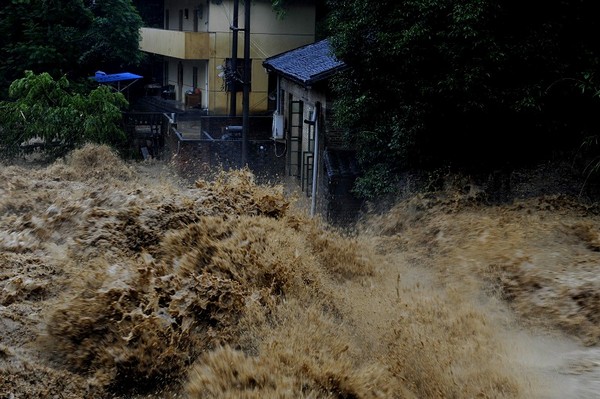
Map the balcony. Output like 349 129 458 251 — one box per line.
139 27 210 59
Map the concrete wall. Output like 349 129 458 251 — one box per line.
164 0 209 31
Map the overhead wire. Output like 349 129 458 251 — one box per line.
217 1 272 112
218 2 269 59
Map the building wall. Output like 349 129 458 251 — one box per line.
280 78 329 153
277 77 363 225
164 0 209 31
143 0 316 114
207 0 315 114
164 59 208 105
277 78 329 217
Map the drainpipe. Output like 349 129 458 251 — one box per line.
310 102 321 218
241 0 251 166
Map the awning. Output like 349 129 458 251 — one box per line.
91 71 143 92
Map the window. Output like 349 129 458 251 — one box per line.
165 9 169 30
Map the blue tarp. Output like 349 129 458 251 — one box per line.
93 71 143 83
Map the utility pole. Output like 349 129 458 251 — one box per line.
229 0 239 117
241 0 250 166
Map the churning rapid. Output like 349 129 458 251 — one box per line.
1 144 599 398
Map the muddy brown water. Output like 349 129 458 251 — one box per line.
0 144 598 398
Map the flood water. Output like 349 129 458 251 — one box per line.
1 144 598 398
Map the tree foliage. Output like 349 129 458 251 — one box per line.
270 0 291 18
82 0 145 69
327 0 600 198
0 71 128 158
0 0 143 97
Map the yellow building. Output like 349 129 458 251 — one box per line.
139 0 316 115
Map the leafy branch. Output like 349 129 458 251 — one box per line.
0 71 128 159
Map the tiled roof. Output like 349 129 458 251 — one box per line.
263 39 346 86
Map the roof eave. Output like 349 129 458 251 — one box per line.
305 64 348 86
264 64 348 88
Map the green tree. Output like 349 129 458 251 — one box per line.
81 0 145 70
327 0 600 198
0 71 128 158
0 0 92 93
0 0 143 97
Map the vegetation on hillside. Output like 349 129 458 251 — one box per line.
327 0 600 198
